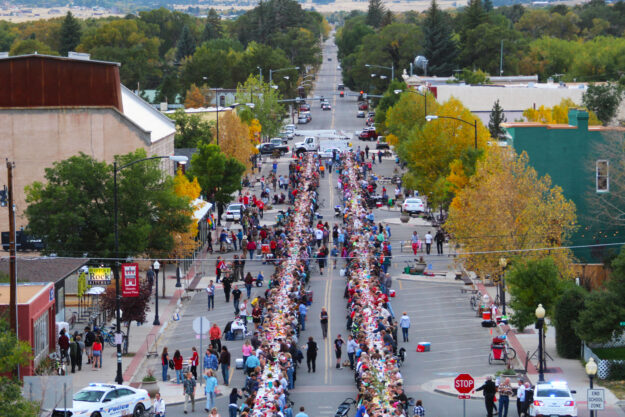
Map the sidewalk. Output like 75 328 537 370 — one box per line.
422 278 625 416
65 261 194 392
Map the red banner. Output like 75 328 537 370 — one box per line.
121 263 139 297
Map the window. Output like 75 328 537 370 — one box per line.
33 311 49 364
597 160 609 193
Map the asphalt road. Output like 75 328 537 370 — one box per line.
159 35 509 417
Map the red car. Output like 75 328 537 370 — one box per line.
358 102 369 110
359 129 378 140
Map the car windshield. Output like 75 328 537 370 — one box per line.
229 205 242 211
406 199 422 204
74 390 105 402
537 388 570 398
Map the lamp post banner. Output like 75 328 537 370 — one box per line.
121 263 140 297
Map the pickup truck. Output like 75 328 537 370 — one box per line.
257 142 290 155
293 136 320 156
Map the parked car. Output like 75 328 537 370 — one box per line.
280 130 294 140
359 128 378 140
401 198 425 214
299 103 310 112
52 383 152 417
257 143 289 155
322 103 332 111
298 115 309 124
320 99 329 108
225 203 246 221
366 116 375 126
529 381 577 417
357 110 366 118
358 102 369 110
338 83 345 90
376 137 390 150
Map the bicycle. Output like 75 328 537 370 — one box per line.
488 329 517 365
100 326 126 347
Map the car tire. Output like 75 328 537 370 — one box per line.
133 403 145 417
91 413 102 417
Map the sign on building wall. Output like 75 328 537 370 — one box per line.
87 267 112 286
121 263 139 297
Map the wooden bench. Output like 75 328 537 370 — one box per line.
182 272 204 301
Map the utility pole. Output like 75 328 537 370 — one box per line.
500 40 504 76
7 160 16 334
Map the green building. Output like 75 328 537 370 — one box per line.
503 109 625 262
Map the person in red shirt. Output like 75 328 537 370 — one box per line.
243 194 249 206
215 257 226 283
190 346 199 380
210 323 222 352
257 200 264 218
173 350 184 384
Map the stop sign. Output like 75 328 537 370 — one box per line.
454 373 474 394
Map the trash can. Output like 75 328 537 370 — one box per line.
482 311 492 321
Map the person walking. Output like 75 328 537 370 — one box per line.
206 280 215 311
173 350 184 384
210 323 222 352
161 347 169 381
190 346 199 380
497 378 513 417
399 312 411 342
58 328 70 364
425 231 433 255
232 285 242 315
153 392 166 417
319 307 328 339
305 336 318 373
69 334 79 373
244 272 254 298
298 301 307 331
413 400 425 416
219 346 231 385
84 326 95 365
203 369 218 412
411 231 420 255
516 379 526 417
346 335 358 370
92 336 102 369
223 274 232 302
334 334 344 369
216 256 226 283
476 376 498 417
434 229 445 255
183 371 196 414
228 388 242 417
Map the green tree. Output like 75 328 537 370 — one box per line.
366 0 386 28
335 15 375 60
168 109 213 148
175 25 196 63
25 150 190 258
488 99 506 139
0 22 17 52
236 75 284 138
460 0 488 44
188 143 246 221
59 11 82 56
554 284 587 358
423 0 458 76
10 38 57 56
583 82 623 125
202 9 223 41
138 8 197 58
507 257 562 331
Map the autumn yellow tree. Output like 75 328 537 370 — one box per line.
445 147 577 280
170 169 202 261
184 84 215 108
216 111 257 171
523 98 601 125
248 118 262 145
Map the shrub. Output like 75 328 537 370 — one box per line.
554 284 586 359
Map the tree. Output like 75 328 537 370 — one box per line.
188 143 246 221
10 39 57 56
217 111 257 171
523 98 601 125
175 25 196 63
366 0 386 28
202 9 223 41
460 0 488 44
184 84 213 108
100 279 152 346
168 108 213 148
488 99 506 139
236 75 284 139
170 169 202 272
554 284 587 358
575 290 624 343
423 0 458 76
506 257 563 331
583 82 623 125
445 147 578 281
59 11 82 56
25 150 190 258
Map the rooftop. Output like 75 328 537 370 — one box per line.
121 85 176 143
0 282 53 304
0 257 87 284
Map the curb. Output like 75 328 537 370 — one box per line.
397 274 463 286
153 391 224 407
433 389 482 400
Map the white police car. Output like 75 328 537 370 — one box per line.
530 381 577 417
52 383 152 417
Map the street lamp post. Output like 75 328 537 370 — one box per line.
365 63 394 81
586 357 598 417
535 303 546 382
394 89 427 120
425 115 478 149
112 154 187 385
499 257 508 316
269 66 299 85
153 260 161 325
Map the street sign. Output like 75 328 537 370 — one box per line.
192 316 210 335
454 374 475 394
620 321 625 326
588 388 605 410
458 395 471 399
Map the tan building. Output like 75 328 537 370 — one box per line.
0 54 176 232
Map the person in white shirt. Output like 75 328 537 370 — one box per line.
425 231 433 254
516 379 526 417
399 312 411 342
314 228 323 247
346 335 359 370
153 392 165 416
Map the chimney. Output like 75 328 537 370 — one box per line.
568 108 589 130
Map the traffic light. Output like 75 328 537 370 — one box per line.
0 186 7 207
358 90 364 100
